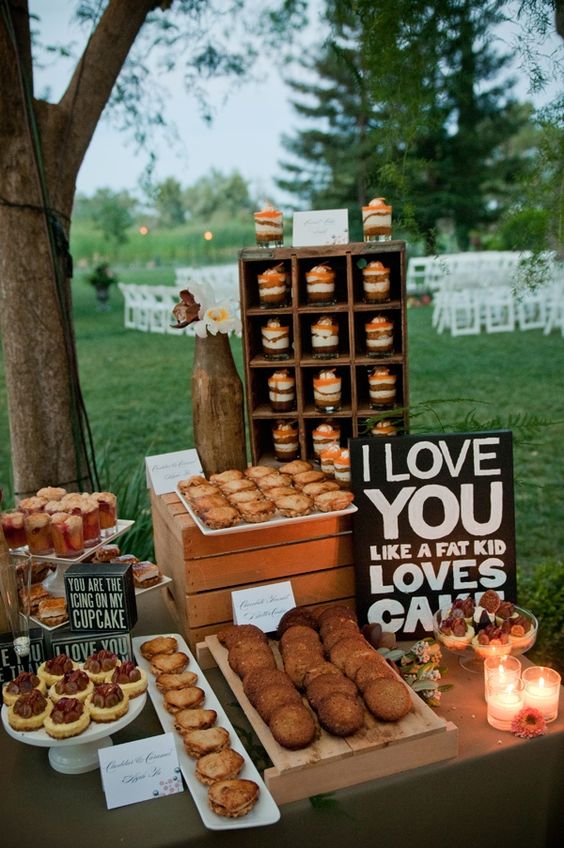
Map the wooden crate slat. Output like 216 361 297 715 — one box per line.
186 566 356 628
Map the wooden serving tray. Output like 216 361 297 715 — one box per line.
198 636 458 804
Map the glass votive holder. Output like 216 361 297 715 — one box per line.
484 655 522 703
487 679 525 731
522 666 561 722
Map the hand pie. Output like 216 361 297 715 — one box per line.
164 686 206 713
150 652 190 676
174 708 217 733
314 490 355 512
140 636 177 659
155 671 198 692
273 493 312 518
207 779 259 818
182 726 230 758
195 749 244 785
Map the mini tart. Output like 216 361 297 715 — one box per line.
2 672 46 706
107 661 148 698
82 649 120 684
86 683 129 722
44 697 91 739
49 669 94 703
37 655 78 688
7 690 53 731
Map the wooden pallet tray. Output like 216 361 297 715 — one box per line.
199 635 458 804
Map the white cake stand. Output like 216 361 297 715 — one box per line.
1 692 146 774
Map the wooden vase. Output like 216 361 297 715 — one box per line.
191 333 247 476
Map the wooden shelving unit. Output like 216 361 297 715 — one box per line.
239 241 409 465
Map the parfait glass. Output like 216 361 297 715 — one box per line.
0 551 33 658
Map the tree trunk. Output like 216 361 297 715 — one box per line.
0 0 160 496
191 334 247 476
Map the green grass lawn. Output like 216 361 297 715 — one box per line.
1 266 563 568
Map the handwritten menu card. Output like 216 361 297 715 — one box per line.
292 209 349 246
231 581 296 632
99 733 184 809
145 449 203 495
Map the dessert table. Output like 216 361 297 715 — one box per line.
2 589 562 847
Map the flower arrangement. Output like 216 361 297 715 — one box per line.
171 282 241 337
511 707 547 739
380 637 450 707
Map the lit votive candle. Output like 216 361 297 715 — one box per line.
484 655 522 703
522 666 561 722
486 679 524 731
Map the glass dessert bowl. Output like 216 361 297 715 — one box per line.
433 596 538 673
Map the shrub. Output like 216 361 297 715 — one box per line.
519 559 564 674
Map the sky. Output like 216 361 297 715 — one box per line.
30 1 562 204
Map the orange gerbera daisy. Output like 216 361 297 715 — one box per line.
511 707 547 739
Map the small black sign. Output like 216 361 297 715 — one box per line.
0 629 46 686
50 629 132 664
350 431 517 638
64 563 137 633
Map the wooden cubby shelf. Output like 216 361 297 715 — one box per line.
239 241 409 465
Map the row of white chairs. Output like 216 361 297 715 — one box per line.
118 283 196 334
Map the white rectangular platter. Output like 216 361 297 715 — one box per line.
132 633 280 831
176 487 357 536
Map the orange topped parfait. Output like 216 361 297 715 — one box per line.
319 442 342 476
257 263 289 308
362 261 390 302
362 197 392 242
313 369 342 413
254 205 284 247
311 420 341 459
333 448 351 487
305 264 336 305
368 366 397 407
365 315 394 355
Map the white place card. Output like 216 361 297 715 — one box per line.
231 581 296 632
145 448 203 495
99 732 184 810
292 209 349 247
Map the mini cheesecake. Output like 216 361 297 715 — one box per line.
7 689 53 731
83 649 120 684
49 669 93 703
268 369 295 412
362 197 392 240
362 261 390 302
257 263 288 307
333 449 351 487
272 420 300 462
254 206 283 246
86 682 129 722
311 421 341 460
313 369 342 413
44 696 90 739
305 264 336 305
261 317 290 359
311 316 339 357
108 661 148 698
365 315 394 355
368 367 397 407
37 654 77 688
2 672 46 707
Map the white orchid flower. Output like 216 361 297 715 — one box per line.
193 302 242 337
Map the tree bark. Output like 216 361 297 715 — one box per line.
0 0 161 496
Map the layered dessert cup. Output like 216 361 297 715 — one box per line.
272 420 300 463
305 264 336 305
333 449 351 487
320 443 342 476
313 369 342 413
50 512 85 558
362 197 392 241
23 512 53 555
311 316 339 358
61 495 101 547
368 366 397 408
257 263 289 308
17 496 47 515
362 261 390 302
311 421 341 460
254 205 284 247
365 315 394 355
370 419 398 437
92 492 118 534
1 510 27 549
262 318 290 360
268 369 295 412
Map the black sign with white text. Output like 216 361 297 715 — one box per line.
50 630 132 664
350 431 517 638
64 563 137 633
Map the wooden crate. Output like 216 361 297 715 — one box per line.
150 490 355 651
199 635 458 804
239 241 409 464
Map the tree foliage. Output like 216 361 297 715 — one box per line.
153 177 185 228
183 167 256 220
